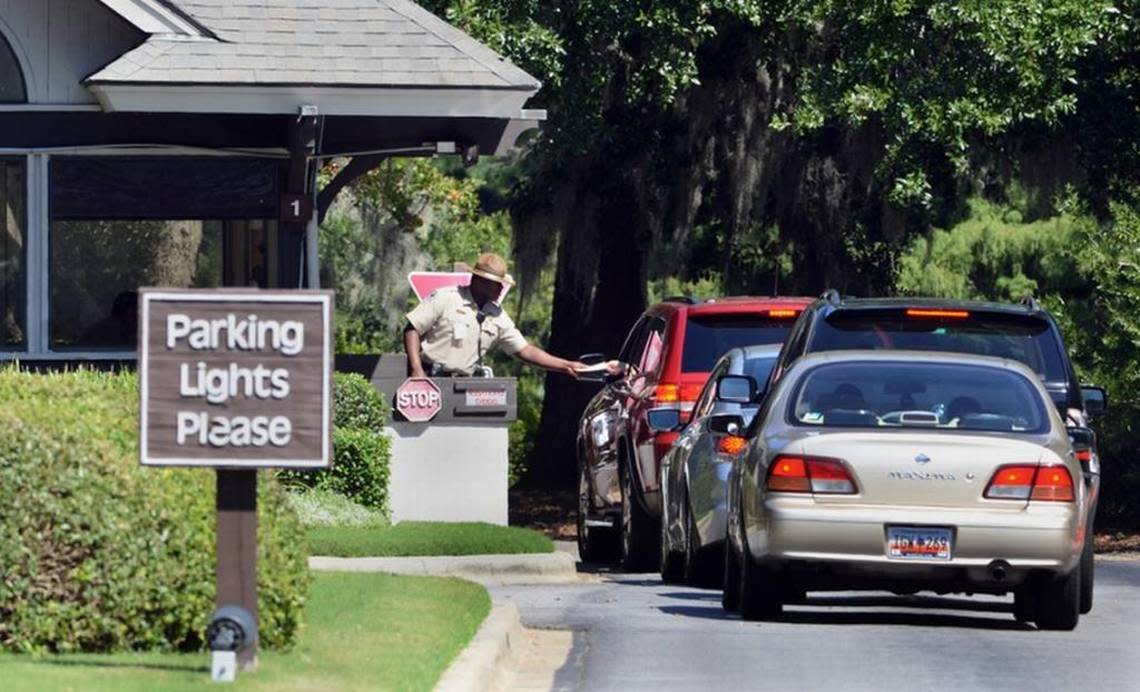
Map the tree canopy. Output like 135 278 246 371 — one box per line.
331 1 1140 492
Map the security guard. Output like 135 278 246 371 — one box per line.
404 253 588 378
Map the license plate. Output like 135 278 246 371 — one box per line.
886 526 952 561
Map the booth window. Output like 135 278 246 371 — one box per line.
49 157 282 350
1 159 25 347
0 31 26 103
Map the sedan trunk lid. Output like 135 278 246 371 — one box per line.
800 431 1045 509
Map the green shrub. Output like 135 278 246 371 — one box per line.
332 371 389 431
286 488 387 528
0 368 309 653
317 429 390 513
280 373 391 515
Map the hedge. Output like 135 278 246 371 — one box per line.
0 368 309 653
279 373 391 515
330 371 389 432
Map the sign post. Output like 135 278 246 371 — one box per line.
139 289 332 675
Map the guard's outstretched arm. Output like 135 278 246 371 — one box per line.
514 344 585 378
404 323 427 378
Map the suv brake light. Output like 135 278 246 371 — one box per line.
906 308 970 320
652 383 702 410
768 309 800 319
766 455 857 494
984 464 1074 502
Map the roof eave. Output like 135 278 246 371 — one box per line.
97 0 211 37
494 109 546 157
86 82 542 121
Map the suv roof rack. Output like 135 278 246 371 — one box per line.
820 289 842 305
663 296 700 305
1020 295 1041 311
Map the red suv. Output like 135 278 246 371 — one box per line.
576 296 813 569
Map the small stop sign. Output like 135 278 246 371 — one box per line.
395 378 443 422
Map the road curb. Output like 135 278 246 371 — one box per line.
434 601 524 692
308 551 580 584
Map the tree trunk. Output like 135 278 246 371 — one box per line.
517 158 650 490
516 19 907 491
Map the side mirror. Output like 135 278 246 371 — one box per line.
708 413 745 436
646 408 683 433
1082 385 1108 417
717 375 757 404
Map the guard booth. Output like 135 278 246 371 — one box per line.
337 354 515 526
0 0 542 673
0 0 542 365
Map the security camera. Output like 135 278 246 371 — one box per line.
207 605 258 652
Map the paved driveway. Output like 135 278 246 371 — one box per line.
491 558 1140 691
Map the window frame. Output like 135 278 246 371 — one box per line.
0 156 27 350
0 150 289 361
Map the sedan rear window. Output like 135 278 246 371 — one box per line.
682 316 792 373
789 361 1049 433
809 310 1066 383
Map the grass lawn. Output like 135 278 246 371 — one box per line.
308 521 555 557
0 572 489 692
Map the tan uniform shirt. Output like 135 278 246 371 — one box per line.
406 285 528 375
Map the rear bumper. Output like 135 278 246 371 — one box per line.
748 498 1082 582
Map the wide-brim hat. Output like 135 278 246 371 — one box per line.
470 252 516 286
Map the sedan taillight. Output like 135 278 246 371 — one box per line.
717 435 749 457
766 455 857 494
984 464 1075 502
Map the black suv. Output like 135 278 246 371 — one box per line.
766 291 1107 613
770 293 1100 419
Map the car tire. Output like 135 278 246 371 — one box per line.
722 530 742 612
738 540 783 621
1032 568 1081 631
620 458 659 572
578 463 616 564
659 491 685 584
1079 535 1094 615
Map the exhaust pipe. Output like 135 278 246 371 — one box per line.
988 560 1010 582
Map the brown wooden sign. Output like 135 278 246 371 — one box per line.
139 289 333 468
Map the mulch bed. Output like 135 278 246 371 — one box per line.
1095 532 1140 553
509 489 577 540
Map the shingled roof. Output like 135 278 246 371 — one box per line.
88 0 538 90
86 0 543 121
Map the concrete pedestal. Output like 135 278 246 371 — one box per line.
386 422 508 525
337 354 515 526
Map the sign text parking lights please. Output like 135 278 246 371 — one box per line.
169 314 304 448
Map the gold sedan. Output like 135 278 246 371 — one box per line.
722 350 1091 630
